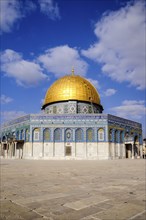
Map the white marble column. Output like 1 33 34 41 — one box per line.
9 143 12 157
123 144 126 158
140 144 143 158
1 143 3 157
7 143 9 158
14 142 17 158
137 144 140 158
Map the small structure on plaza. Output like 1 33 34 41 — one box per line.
143 138 146 159
0 70 143 160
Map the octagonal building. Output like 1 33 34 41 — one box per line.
0 72 143 160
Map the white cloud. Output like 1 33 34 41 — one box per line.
38 0 60 19
0 0 59 34
0 0 36 33
1 49 48 87
0 95 13 105
122 100 145 105
82 1 145 90
0 0 22 33
1 111 26 123
23 0 36 13
38 45 88 77
110 100 146 119
104 88 117 97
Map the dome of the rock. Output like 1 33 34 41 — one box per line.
42 74 101 109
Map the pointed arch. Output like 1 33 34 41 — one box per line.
109 129 113 142
33 128 40 141
2 136 6 142
120 131 123 143
86 128 94 142
43 128 51 141
16 131 19 140
65 128 72 142
21 129 24 140
75 128 83 142
98 128 104 141
25 129 29 141
54 128 61 142
115 130 119 143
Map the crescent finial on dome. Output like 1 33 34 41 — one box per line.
72 67 75 75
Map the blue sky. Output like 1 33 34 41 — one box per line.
0 0 146 137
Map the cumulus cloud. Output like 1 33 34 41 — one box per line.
38 45 88 77
0 0 59 33
0 95 13 105
0 0 22 33
1 49 48 87
0 0 35 33
104 88 117 97
1 111 26 123
82 1 145 90
38 0 60 19
110 100 146 119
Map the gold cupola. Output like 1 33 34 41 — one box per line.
42 73 101 109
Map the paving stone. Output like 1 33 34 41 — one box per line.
93 203 144 220
0 200 46 220
1 159 145 220
50 204 102 220
129 210 146 220
64 196 109 210
14 193 69 205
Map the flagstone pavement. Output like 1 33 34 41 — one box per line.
0 159 146 220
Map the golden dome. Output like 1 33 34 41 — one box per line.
42 74 101 108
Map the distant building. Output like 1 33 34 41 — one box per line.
143 138 146 158
0 72 143 160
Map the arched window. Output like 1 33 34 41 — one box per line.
25 129 29 141
124 131 129 142
65 129 72 142
33 128 40 141
12 132 15 139
75 128 83 142
98 128 104 141
2 136 6 142
44 128 51 141
125 131 129 137
86 128 94 142
139 134 142 144
54 128 61 141
134 135 138 143
16 131 19 140
115 130 118 143
109 129 112 142
21 130 24 140
120 131 123 143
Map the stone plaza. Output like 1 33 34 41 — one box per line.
0 158 146 220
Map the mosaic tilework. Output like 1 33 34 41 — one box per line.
1 113 142 144
43 101 103 115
